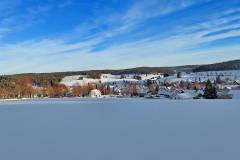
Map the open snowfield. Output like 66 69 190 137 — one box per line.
0 99 240 160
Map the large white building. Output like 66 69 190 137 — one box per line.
90 89 102 98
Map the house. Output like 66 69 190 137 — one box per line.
137 85 148 97
171 90 196 99
90 89 102 98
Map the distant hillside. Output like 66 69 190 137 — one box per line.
193 60 240 72
4 68 174 87
2 59 239 87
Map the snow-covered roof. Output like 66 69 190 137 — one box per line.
90 89 102 98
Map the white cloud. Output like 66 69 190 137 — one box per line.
0 0 239 74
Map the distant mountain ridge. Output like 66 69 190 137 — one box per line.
2 59 239 87
5 59 240 78
192 60 240 72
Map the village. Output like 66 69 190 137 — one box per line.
0 70 239 100
57 70 240 99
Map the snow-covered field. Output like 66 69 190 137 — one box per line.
60 74 160 86
60 70 240 87
60 75 100 86
0 99 240 160
158 70 240 83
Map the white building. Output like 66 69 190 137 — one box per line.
90 89 102 98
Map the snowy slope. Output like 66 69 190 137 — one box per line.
157 70 240 83
60 75 100 86
61 74 150 86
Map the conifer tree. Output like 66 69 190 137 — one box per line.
204 80 217 99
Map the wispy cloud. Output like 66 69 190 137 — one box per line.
0 0 76 39
74 0 204 40
0 0 239 74
0 4 51 38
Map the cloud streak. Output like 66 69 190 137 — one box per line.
0 0 239 74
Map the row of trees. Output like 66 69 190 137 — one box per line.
0 74 115 99
0 76 70 99
0 76 34 99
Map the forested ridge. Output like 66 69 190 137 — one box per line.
1 59 239 87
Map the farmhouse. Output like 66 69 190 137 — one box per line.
90 89 102 98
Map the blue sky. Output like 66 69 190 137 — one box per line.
0 0 240 74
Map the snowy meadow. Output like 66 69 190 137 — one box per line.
0 99 239 160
